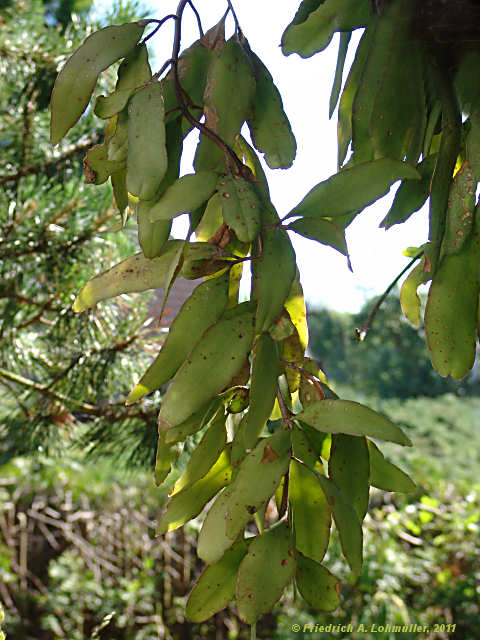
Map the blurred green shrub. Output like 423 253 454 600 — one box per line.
1 427 479 639
275 480 480 640
308 294 479 399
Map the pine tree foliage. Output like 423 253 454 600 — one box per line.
0 0 160 468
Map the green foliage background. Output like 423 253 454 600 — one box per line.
1 395 479 638
0 0 161 468
308 294 479 399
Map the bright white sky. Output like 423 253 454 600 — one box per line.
99 0 429 312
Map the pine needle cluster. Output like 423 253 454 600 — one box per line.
0 0 161 470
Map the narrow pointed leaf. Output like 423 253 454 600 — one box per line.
236 522 296 624
295 552 340 612
282 0 369 58
367 440 416 493
73 241 183 312
50 22 145 144
158 305 255 428
329 32 351 118
297 399 412 446
156 448 232 535
186 540 249 622
225 431 291 539
290 458 331 564
172 409 227 495
287 217 348 256
329 434 369 521
313 471 363 577
381 154 437 229
286 159 420 221
337 27 373 167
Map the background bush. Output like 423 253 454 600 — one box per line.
2 389 480 639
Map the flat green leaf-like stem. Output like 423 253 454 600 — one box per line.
285 158 420 221
329 434 370 521
218 173 261 243
295 552 340 612
171 409 227 495
297 399 412 446
149 172 218 222
236 522 296 624
241 333 280 450
225 431 291 540
367 440 416 493
186 540 249 622
154 431 182 486
254 229 297 333
126 83 168 200
289 458 331 564
282 0 369 58
50 22 145 144
156 448 232 535
310 469 363 577
424 243 479 379
126 271 230 404
287 217 348 256
158 306 255 428
73 242 183 312
197 488 235 564
246 45 297 169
